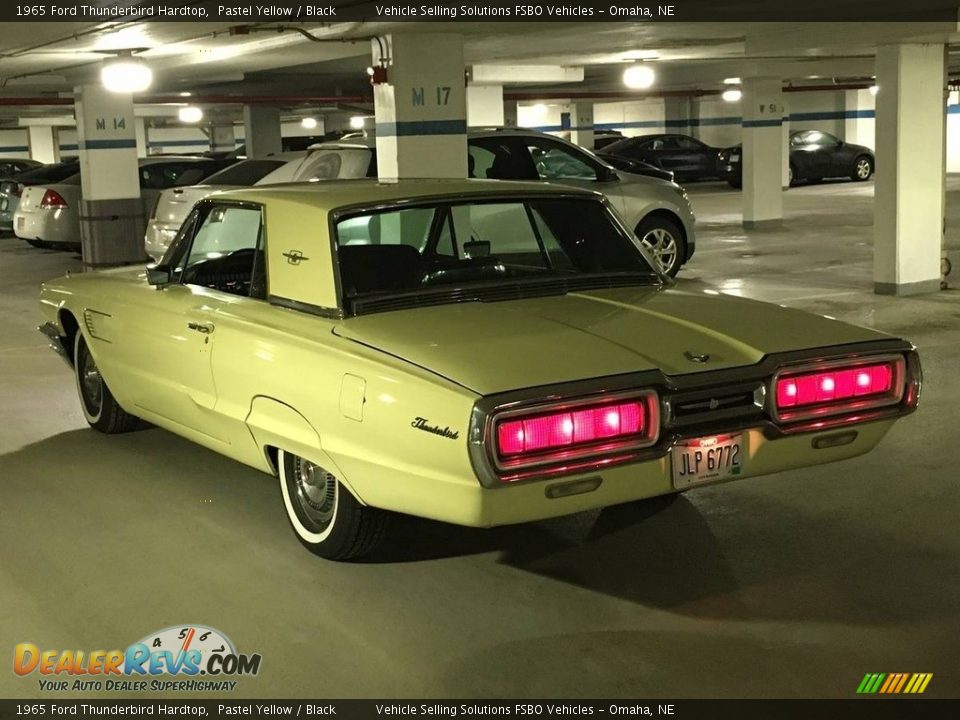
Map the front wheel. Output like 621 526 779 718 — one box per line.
636 216 686 278
74 333 142 433
278 449 388 560
852 155 874 181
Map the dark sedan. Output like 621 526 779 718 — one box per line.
719 130 875 188
599 133 721 182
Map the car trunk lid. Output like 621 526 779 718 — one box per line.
333 286 890 395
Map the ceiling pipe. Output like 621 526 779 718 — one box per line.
0 94 373 107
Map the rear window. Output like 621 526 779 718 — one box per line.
143 161 219 189
199 160 286 186
14 162 80 185
333 197 655 305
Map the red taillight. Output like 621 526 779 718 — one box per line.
774 357 904 422
494 393 658 474
39 189 68 209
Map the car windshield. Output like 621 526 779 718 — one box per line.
334 197 659 312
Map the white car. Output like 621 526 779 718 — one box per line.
144 129 696 275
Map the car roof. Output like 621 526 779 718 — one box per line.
214 178 601 210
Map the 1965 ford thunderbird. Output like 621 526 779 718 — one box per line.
39 180 922 560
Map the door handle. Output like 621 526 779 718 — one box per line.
187 322 215 335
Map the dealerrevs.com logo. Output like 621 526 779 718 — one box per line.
14 625 262 692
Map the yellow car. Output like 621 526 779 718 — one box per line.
39 180 922 560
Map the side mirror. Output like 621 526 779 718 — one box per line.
146 264 172 287
599 166 619 183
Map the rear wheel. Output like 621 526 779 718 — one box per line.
74 333 141 434
636 216 686 278
852 155 874 181
788 163 798 186
278 449 388 560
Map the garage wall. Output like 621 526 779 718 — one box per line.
786 91 847 136
0 130 30 159
593 100 666 137
693 98 742 148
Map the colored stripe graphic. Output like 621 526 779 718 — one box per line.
857 672 932 694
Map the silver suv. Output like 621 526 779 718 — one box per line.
148 128 696 275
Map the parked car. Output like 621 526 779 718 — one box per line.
14 157 231 251
145 154 307 259
146 130 695 277
0 159 80 239
38 180 922 560
592 129 626 150
719 130 875 188
0 158 41 179
599 153 675 182
599 133 722 182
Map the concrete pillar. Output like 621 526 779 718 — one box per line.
568 102 594 149
742 77 784 228
210 123 236 153
467 84 504 127
664 96 693 135
873 43 945 295
134 118 148 158
781 98 791 189
504 101 518 129
28 126 60 164
243 106 282 158
844 89 876 149
373 34 467 178
74 84 144 268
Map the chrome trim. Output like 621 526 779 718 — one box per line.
38 323 72 367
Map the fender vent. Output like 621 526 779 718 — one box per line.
83 308 112 342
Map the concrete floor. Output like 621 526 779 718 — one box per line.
1 177 958 699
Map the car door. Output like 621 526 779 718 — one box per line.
674 135 715 178
121 202 265 442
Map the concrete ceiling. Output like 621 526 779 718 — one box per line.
1 18 960 125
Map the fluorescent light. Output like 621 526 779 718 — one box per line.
869 85 879 96
622 50 658 61
722 89 742 102
301 117 318 130
100 59 152 93
349 116 365 130
179 91 192 97
623 64 656 90
178 106 203 123
723 77 741 85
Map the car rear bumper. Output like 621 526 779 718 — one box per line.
145 220 178 260
13 209 76 245
338 418 899 527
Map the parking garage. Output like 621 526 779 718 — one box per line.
1 4 958 707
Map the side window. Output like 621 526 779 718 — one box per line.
177 205 267 299
337 207 434 251
674 136 702 149
468 144 496 179
525 139 600 181
468 138 538 180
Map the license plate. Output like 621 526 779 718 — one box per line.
671 433 744 489
730 153 740 162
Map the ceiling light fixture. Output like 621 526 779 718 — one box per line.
623 64 656 90
869 85 879 96
621 50 658 61
178 106 203 123
349 116 366 130
723 77 741 85
722 89 743 102
301 117 318 130
100 55 152 93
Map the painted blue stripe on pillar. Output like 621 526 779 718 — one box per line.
79 139 137 150
0 145 29 152
376 119 467 137
742 119 783 128
59 144 79 151
948 105 960 114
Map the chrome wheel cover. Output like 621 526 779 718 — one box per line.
856 158 872 179
290 457 337 532
640 227 678 274
80 348 103 415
